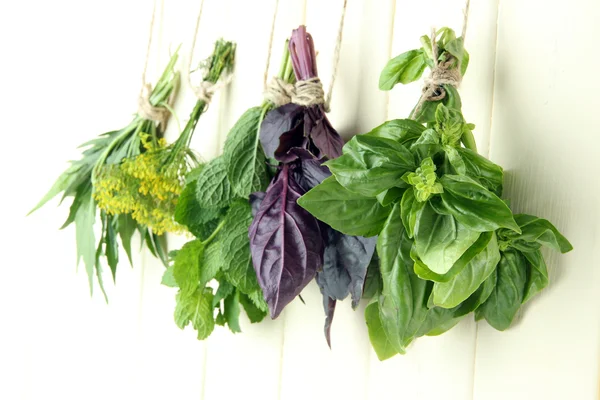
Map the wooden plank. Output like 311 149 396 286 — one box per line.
473 1 600 398
277 1 394 400
367 1 500 399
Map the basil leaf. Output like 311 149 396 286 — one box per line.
508 214 573 253
259 104 304 160
432 233 501 308
298 176 391 237
362 252 382 300
377 204 430 352
364 119 425 147
224 107 270 198
453 147 504 196
476 249 527 330
223 289 242 333
444 37 469 76
413 231 493 282
410 129 443 161
445 145 466 175
439 174 520 233
249 165 323 318
379 49 427 90
453 269 497 317
174 287 215 340
365 301 399 360
304 106 345 159
376 187 404 207
400 188 424 238
195 157 234 209
414 201 481 275
522 250 548 303
325 135 415 197
317 227 376 307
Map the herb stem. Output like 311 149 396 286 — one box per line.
201 219 226 245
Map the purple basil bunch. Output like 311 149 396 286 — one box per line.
249 26 376 346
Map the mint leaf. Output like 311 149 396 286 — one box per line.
239 292 267 323
174 288 215 340
195 157 234 208
224 289 242 333
161 265 178 288
224 107 269 198
172 240 204 296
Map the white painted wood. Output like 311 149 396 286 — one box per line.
473 1 600 399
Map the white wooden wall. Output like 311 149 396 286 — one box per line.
3 0 599 399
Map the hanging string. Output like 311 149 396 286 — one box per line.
186 0 233 105
263 0 296 107
411 0 471 119
138 0 176 129
323 0 348 112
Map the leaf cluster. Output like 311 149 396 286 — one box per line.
299 28 572 359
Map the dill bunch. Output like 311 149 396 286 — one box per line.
95 39 236 235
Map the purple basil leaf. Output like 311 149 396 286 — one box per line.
293 158 332 192
304 106 344 159
321 296 336 349
260 103 304 160
316 227 377 308
249 164 324 318
249 192 266 217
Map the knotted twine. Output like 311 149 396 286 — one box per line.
264 0 348 111
137 0 178 130
411 0 471 119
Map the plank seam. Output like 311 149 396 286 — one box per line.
484 0 502 160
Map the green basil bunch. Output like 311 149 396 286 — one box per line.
298 27 572 360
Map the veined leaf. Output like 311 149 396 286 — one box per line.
174 288 215 340
364 119 425 146
522 249 548 303
365 301 399 360
195 157 234 209
224 107 270 198
224 289 242 333
298 176 391 237
379 49 427 90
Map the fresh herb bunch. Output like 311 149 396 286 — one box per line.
95 40 236 235
249 25 375 347
298 27 572 359
162 39 296 339
29 51 181 298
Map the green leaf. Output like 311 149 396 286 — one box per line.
414 201 481 275
432 233 501 308
118 214 136 265
445 145 466 175
28 165 78 215
400 189 424 238
298 176 391 237
412 85 462 124
161 265 178 288
510 214 572 253
195 157 234 209
377 204 430 352
172 240 204 296
454 268 498 317
456 147 504 196
376 187 404 207
213 279 234 307
410 129 443 162
325 135 415 197
379 49 427 90
522 250 548 303
105 216 119 282
435 103 464 147
413 231 493 282
444 37 469 76
246 290 269 313
362 253 382 300
365 301 399 360
364 119 425 146
224 289 242 333
220 200 260 294
223 107 269 198
239 292 267 323
476 249 527 330
439 175 520 233
75 188 97 295
174 288 215 340
202 240 224 283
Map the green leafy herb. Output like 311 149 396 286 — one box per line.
298 26 572 358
